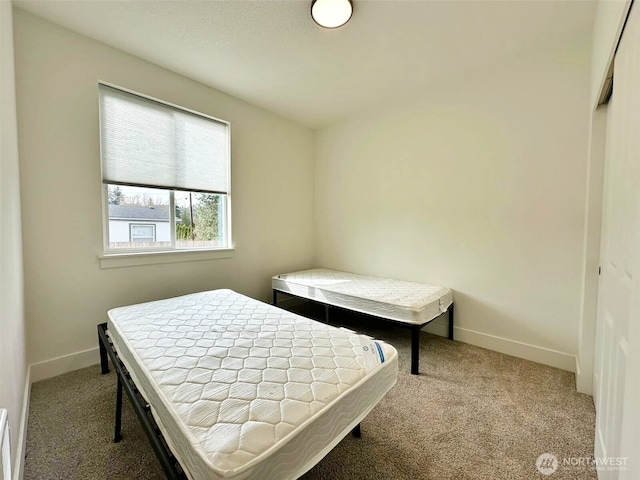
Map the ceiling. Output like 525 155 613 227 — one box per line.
14 0 596 128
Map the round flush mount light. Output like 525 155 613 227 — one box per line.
311 0 353 29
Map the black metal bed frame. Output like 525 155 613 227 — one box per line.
97 321 363 479
272 290 454 375
97 323 187 479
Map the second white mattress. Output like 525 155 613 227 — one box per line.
272 268 453 326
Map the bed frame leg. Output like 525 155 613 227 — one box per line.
272 289 277 306
411 326 420 375
114 375 123 443
98 323 186 478
352 424 361 438
448 303 454 341
98 323 110 374
325 304 330 324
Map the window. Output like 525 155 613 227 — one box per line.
99 83 231 254
130 224 156 243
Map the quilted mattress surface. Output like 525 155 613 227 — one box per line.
272 269 453 325
107 289 398 480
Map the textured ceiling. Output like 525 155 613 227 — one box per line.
14 0 596 128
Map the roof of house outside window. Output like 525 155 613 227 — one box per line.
108 204 171 222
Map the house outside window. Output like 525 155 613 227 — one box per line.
99 83 231 254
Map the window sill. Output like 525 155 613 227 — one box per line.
99 248 235 269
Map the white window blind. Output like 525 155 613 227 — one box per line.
99 84 229 194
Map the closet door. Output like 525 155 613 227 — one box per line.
593 3 640 479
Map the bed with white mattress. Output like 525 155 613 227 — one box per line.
98 289 398 480
272 269 453 374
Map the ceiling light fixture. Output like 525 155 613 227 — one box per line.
311 0 353 29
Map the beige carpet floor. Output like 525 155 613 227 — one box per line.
24 303 596 479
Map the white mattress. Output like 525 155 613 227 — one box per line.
107 289 398 480
272 269 453 326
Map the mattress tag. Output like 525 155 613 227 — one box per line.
360 338 385 369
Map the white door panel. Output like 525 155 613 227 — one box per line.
593 2 640 479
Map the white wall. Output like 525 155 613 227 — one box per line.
314 37 592 371
0 1 27 476
13 10 315 371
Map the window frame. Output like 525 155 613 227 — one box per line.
98 82 233 257
102 187 232 255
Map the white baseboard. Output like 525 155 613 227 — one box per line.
30 347 99 384
13 369 30 480
317 308 575 373
575 356 593 395
13 349 100 479
25 316 576 388
449 326 576 372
